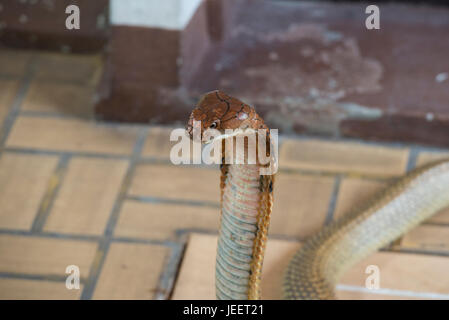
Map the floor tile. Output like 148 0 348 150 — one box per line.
399 225 449 254
280 139 409 177
115 201 219 240
22 81 94 117
93 242 169 299
6 116 138 155
44 158 129 235
414 152 449 224
0 153 59 230
270 173 334 238
142 126 175 159
340 251 449 295
0 49 31 77
142 126 206 164
0 278 82 300
129 164 220 203
334 176 449 224
34 53 102 85
416 151 449 167
0 235 97 276
0 79 19 125
333 178 388 220
171 233 218 300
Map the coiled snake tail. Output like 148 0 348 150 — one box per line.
283 160 449 299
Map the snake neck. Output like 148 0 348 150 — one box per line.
216 163 273 300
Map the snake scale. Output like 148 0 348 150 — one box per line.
186 90 449 300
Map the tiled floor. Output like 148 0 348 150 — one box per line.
0 49 449 300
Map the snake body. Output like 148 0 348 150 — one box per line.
187 90 449 300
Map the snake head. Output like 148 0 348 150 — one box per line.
186 90 277 174
186 90 267 143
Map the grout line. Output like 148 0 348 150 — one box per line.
104 128 148 237
0 74 22 81
265 233 305 243
423 221 449 227
406 147 419 172
0 228 99 242
154 243 186 300
0 228 181 247
324 175 341 225
0 271 87 284
0 56 36 146
388 247 449 258
30 154 71 232
136 157 220 170
24 76 101 87
392 147 419 248
19 110 91 120
174 228 219 239
80 127 148 300
281 131 449 152
125 195 220 209
277 166 400 181
111 236 179 247
77 238 110 298
2 146 131 160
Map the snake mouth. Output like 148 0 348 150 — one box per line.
203 128 257 145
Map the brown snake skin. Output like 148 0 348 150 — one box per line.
187 90 449 300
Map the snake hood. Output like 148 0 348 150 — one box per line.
186 90 268 142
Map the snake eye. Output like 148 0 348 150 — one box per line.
210 121 218 129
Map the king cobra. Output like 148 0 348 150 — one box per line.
186 90 449 300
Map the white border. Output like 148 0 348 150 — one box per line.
110 0 203 30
